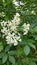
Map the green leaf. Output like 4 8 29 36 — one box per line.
28 43 36 49
2 54 8 64
8 51 16 56
9 56 15 64
0 53 4 59
24 45 30 56
0 42 3 52
30 58 37 62
34 35 37 40
30 26 37 33
29 62 36 65
0 45 3 52
5 45 10 52
35 37 37 40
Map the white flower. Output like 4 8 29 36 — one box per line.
14 39 18 46
6 35 14 44
1 27 10 35
24 30 28 35
1 27 7 33
23 23 30 30
10 25 17 31
13 0 24 7
16 13 20 17
8 22 12 26
19 1 24 6
1 21 7 26
6 33 14 44
5 32 21 46
23 23 30 35
13 0 19 6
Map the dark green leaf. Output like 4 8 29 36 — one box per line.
28 43 36 49
2 54 8 64
29 62 36 65
9 56 15 64
0 42 3 52
5 45 10 52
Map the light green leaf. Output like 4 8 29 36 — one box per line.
9 56 15 64
24 45 30 56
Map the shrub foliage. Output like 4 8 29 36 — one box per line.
0 0 37 65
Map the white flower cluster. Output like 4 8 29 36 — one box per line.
1 13 30 46
1 13 20 32
1 13 21 46
13 0 24 6
22 23 30 35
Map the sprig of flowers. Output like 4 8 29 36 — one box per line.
1 13 21 46
1 13 30 46
13 0 24 6
22 23 30 35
